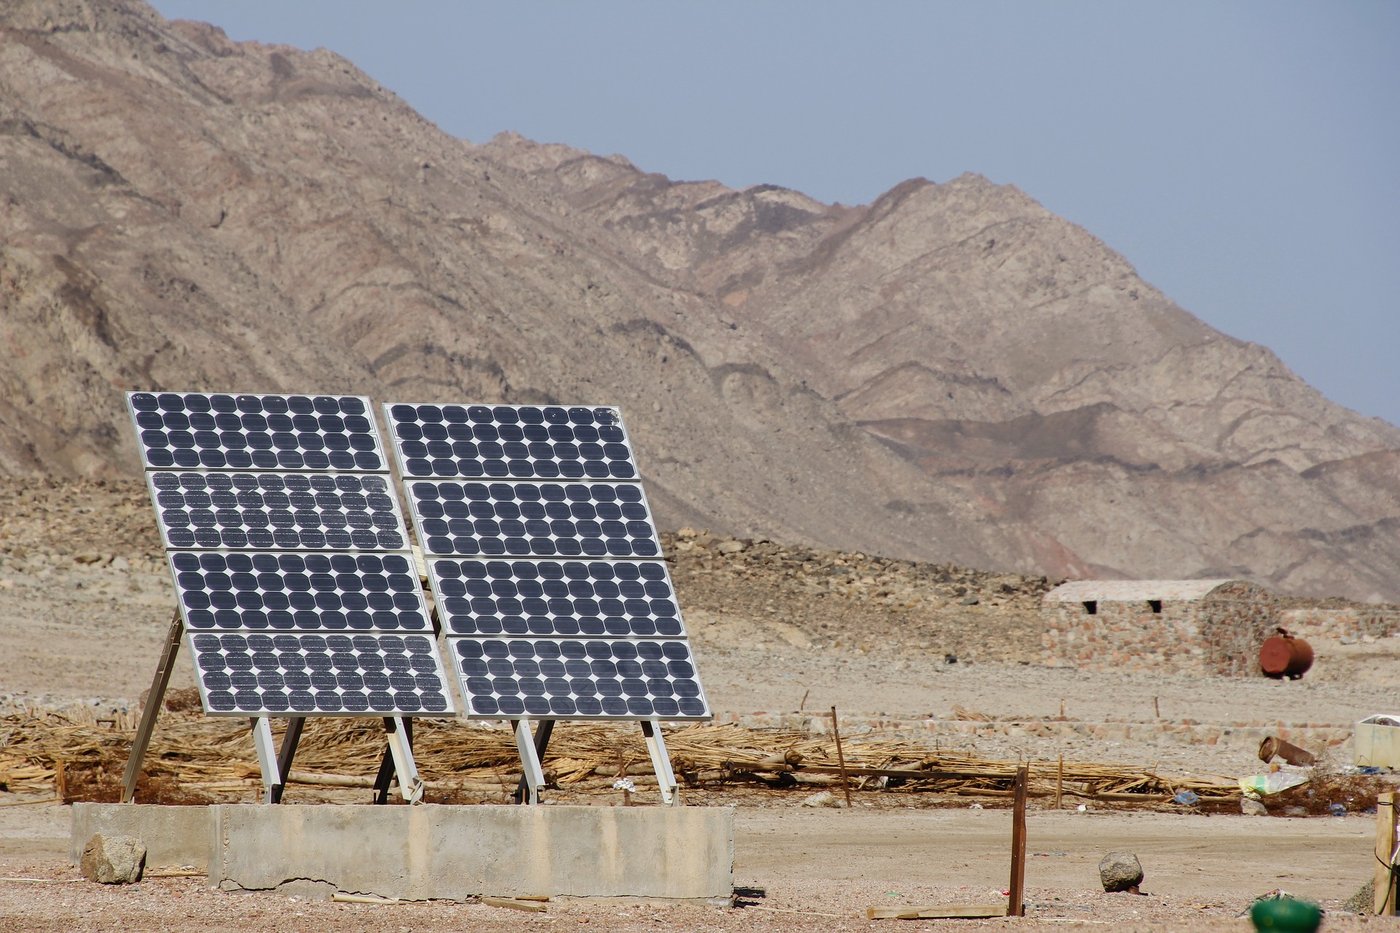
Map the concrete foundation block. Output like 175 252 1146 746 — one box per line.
71 802 733 901
69 803 213 869
211 803 732 900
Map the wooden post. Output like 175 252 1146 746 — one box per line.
1375 791 1396 915
830 706 853 809
1008 765 1029 917
1055 755 1064 810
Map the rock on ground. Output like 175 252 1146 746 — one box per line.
1098 850 1143 893
79 833 146 884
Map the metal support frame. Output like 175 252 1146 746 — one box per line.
372 717 424 804
641 719 681 806
512 719 548 805
121 610 183 803
249 717 282 804
513 719 555 804
269 717 305 804
507 718 679 806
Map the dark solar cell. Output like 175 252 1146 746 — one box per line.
385 403 637 480
169 550 428 633
404 479 661 558
188 631 451 715
148 471 406 551
128 392 384 472
450 637 708 720
429 558 684 638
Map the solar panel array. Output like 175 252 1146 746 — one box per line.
387 403 710 721
128 392 454 717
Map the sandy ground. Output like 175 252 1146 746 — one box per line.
2 480 1398 928
0 803 1387 930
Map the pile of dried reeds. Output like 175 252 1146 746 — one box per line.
0 710 1236 807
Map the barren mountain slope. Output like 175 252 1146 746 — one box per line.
2 0 1398 601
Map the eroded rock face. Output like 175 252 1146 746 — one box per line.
80 833 146 884
2 0 1399 601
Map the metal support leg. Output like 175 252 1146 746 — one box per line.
512 719 547 805
250 717 282 804
121 611 183 803
384 717 424 804
269 717 305 804
641 720 681 806
513 719 555 804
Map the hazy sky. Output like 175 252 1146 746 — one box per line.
151 1 1400 429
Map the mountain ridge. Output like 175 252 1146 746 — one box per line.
2 0 1398 601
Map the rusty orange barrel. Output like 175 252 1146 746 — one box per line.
1259 630 1313 680
1258 735 1317 766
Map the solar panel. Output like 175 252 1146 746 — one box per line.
128 390 454 721
450 637 709 720
168 550 431 633
384 402 711 732
128 392 385 471
147 471 407 551
384 403 637 480
402 479 662 558
188 631 451 715
429 558 686 638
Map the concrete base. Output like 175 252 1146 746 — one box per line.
71 803 733 901
70 803 212 869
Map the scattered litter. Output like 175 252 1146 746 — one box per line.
480 896 547 913
1356 715 1400 769
1327 802 1346 817
1238 772 1309 797
1241 797 1268 816
867 903 1006 920
1258 736 1317 767
1171 789 1200 807
1244 890 1322 931
802 790 842 808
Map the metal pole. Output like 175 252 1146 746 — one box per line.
121 610 183 803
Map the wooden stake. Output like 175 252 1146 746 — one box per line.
867 903 1005 920
481 896 547 913
1055 755 1064 810
830 706 853 809
1008 764 1028 917
1154 696 1161 719
1375 792 1396 916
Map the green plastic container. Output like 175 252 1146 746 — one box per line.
1249 897 1322 932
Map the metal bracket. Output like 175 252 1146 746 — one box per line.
269 717 305 804
512 719 548 805
641 719 682 806
249 717 282 804
513 719 555 804
384 716 425 803
121 610 183 803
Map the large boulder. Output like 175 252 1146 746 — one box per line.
80 833 146 884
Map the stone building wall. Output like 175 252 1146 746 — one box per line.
1197 582 1283 676
1042 580 1280 676
1277 607 1400 642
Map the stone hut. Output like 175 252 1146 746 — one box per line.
1042 579 1280 676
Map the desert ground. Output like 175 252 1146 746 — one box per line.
2 478 1397 930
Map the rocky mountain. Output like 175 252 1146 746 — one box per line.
2 0 1398 601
